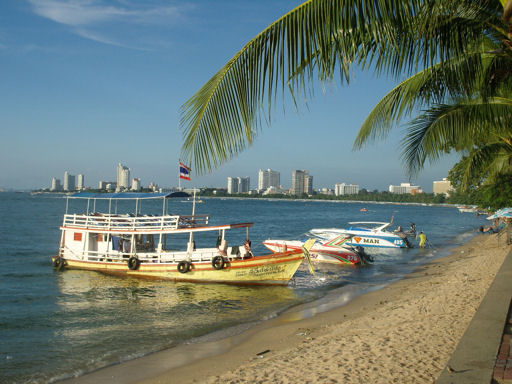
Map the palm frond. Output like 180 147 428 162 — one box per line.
400 97 512 176
180 0 431 174
180 0 508 174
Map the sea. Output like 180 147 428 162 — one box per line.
0 192 490 383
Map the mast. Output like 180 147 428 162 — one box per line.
187 189 196 258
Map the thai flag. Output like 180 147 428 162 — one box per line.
179 162 191 181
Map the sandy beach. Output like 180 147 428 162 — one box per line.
67 232 511 384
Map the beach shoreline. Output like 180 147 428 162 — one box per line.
62 232 510 384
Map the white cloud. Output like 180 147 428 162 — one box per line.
27 0 191 48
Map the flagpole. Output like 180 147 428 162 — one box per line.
178 159 181 190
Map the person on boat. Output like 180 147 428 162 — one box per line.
418 231 427 248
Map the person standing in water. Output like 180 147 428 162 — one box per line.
419 231 427 248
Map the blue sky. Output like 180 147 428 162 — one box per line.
0 0 459 192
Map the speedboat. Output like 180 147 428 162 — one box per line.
308 221 410 248
52 192 310 286
263 234 372 265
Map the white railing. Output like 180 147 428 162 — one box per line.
62 213 209 231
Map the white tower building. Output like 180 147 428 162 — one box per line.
258 169 280 190
76 174 84 191
117 163 130 191
131 178 141 191
63 171 75 192
50 178 62 191
291 170 308 196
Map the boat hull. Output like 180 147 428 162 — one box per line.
309 229 407 248
51 252 303 286
262 240 361 265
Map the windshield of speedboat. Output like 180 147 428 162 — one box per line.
347 222 391 232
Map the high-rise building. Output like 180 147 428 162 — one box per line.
305 174 313 195
335 183 359 195
227 177 237 194
117 163 130 190
227 176 250 194
76 174 84 190
258 169 280 190
63 171 75 192
50 177 62 191
131 178 141 191
238 177 250 193
99 181 116 190
291 170 312 195
389 182 423 194
433 178 453 196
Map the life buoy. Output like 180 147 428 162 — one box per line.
177 261 191 273
127 257 140 270
52 257 65 271
212 256 225 270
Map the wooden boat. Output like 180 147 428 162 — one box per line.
52 192 307 286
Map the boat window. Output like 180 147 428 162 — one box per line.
135 234 155 252
112 236 121 251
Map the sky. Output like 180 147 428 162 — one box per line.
0 0 460 192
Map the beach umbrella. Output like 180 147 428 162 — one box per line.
487 208 512 220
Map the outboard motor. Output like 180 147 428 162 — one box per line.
355 246 373 264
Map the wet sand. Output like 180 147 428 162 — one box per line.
65 233 510 384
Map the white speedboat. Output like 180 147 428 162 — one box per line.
308 222 411 249
263 234 372 265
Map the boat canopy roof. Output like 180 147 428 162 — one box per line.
67 192 173 200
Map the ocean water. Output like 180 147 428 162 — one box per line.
0 193 490 383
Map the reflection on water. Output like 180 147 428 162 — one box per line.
44 270 303 382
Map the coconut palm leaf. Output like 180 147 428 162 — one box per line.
400 96 512 177
180 0 508 175
353 50 494 149
180 0 501 174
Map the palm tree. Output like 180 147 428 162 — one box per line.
353 2 512 185
180 0 512 178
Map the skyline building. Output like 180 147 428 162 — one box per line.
305 174 313 195
63 171 75 192
50 177 62 191
389 182 423 194
76 174 84 191
433 178 453 196
258 169 280 191
291 170 313 196
335 183 359 195
227 176 250 194
227 177 237 194
131 178 141 191
117 163 130 191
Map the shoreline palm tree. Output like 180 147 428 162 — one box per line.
180 0 512 184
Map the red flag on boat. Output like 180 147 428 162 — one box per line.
179 162 191 181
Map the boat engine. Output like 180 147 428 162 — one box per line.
355 246 373 264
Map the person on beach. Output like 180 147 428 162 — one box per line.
479 225 498 234
418 231 427 248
